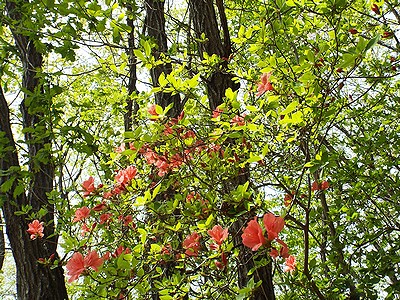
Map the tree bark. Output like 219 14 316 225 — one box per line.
189 1 275 299
2 1 68 299
0 215 5 271
144 1 185 298
145 0 182 117
188 0 240 111
124 1 139 131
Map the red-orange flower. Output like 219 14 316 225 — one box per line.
27 220 44 240
148 104 159 116
312 180 329 191
269 248 279 259
92 202 107 212
66 251 104 282
311 181 319 191
212 107 223 118
73 206 91 223
207 225 229 246
241 217 266 251
112 245 131 258
277 238 290 259
263 213 285 241
84 251 103 271
115 165 137 185
99 213 113 225
82 176 95 197
256 72 273 96
183 232 201 257
320 180 329 190
284 255 296 273
66 252 85 282
231 115 245 126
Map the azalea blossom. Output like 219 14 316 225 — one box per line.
115 165 137 185
263 213 285 241
99 213 113 225
284 193 293 207
231 115 245 126
269 248 279 259
73 206 91 223
212 107 223 118
169 153 183 169
256 72 273 97
148 104 159 116
66 253 85 282
66 251 104 283
120 215 133 227
241 217 266 251
112 245 131 258
92 202 107 212
144 150 158 165
311 181 319 191
284 255 296 273
215 252 228 270
27 220 44 240
320 180 329 190
311 180 330 191
183 232 201 257
208 225 229 246
84 251 103 271
277 238 290 259
81 223 96 236
82 176 95 197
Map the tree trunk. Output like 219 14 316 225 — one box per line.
189 1 275 299
145 0 182 117
188 0 240 111
2 1 68 299
124 1 139 131
0 215 4 271
144 1 185 298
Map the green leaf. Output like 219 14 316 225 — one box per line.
0 177 15 193
150 244 161 253
152 183 162 200
134 49 146 62
281 101 298 115
365 35 380 52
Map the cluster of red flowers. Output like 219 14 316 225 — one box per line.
100 166 138 198
208 225 229 269
241 213 296 273
311 180 329 191
57 88 304 285
241 213 284 250
27 220 44 240
73 206 91 223
182 225 229 270
140 146 184 177
66 251 104 282
182 232 201 257
208 225 229 248
81 176 97 197
256 72 273 97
